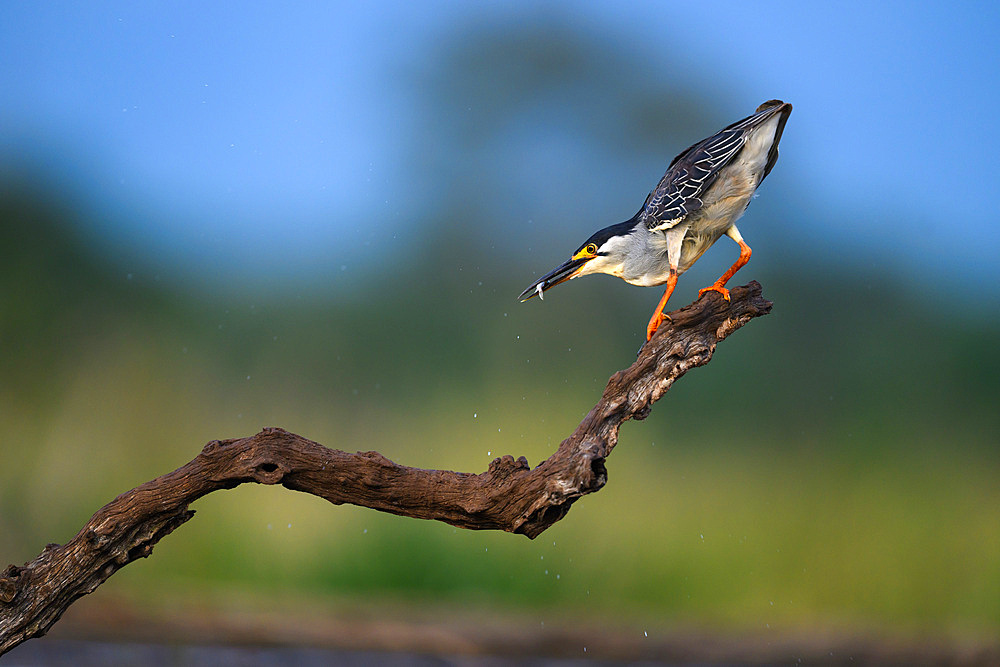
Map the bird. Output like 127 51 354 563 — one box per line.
518 99 792 342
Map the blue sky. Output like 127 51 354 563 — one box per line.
1 2 998 297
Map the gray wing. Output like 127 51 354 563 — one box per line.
642 101 787 232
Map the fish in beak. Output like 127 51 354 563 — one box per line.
517 256 590 302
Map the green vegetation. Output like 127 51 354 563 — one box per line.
1 188 997 637
2 20 997 642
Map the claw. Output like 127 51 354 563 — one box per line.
645 311 672 341
698 284 731 302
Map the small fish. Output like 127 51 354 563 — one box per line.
536 283 545 300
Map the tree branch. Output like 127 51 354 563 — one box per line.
0 281 772 655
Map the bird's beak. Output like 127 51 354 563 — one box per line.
517 256 590 302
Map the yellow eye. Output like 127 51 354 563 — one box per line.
585 243 598 256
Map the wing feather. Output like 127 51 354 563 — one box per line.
643 102 788 232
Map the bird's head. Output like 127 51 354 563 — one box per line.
518 220 634 302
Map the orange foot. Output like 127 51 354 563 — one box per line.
698 284 731 302
645 311 672 341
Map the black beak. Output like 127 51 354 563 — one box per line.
517 257 589 302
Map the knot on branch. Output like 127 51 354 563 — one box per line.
487 454 531 479
249 459 287 484
0 566 22 604
553 436 608 498
127 543 155 561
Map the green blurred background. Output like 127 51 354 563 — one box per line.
1 1 998 656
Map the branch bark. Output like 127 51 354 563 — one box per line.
0 281 772 655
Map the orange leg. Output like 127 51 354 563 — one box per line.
646 269 678 341
698 239 752 302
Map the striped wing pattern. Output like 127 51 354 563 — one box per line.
642 104 780 232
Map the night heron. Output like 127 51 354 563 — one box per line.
518 100 791 341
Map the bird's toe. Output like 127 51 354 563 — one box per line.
698 285 731 302
645 312 672 341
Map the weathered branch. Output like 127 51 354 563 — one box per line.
0 282 772 655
